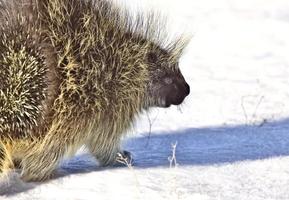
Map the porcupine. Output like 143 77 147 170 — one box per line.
0 0 190 181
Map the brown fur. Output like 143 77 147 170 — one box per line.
0 0 189 181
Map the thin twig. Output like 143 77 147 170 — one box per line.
145 110 159 147
168 142 178 168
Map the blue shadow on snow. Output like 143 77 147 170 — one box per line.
1 118 289 196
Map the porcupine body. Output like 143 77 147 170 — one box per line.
0 0 190 181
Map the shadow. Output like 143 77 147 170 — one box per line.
0 152 132 196
1 118 289 196
0 172 35 196
126 118 289 167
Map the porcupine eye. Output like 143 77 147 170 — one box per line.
147 52 190 108
147 52 158 64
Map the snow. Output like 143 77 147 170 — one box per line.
1 0 289 199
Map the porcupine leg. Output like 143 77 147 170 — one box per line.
9 139 37 169
20 122 74 181
20 140 60 181
0 141 14 176
86 136 133 167
0 139 33 176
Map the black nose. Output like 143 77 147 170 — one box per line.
165 82 190 106
185 83 190 96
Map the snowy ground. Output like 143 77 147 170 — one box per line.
1 0 289 199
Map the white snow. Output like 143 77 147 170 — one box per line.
1 0 289 199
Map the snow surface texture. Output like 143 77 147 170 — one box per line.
1 0 289 199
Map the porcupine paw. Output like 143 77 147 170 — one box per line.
115 150 133 166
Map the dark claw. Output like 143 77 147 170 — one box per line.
115 150 133 166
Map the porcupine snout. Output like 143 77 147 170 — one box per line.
160 72 190 107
